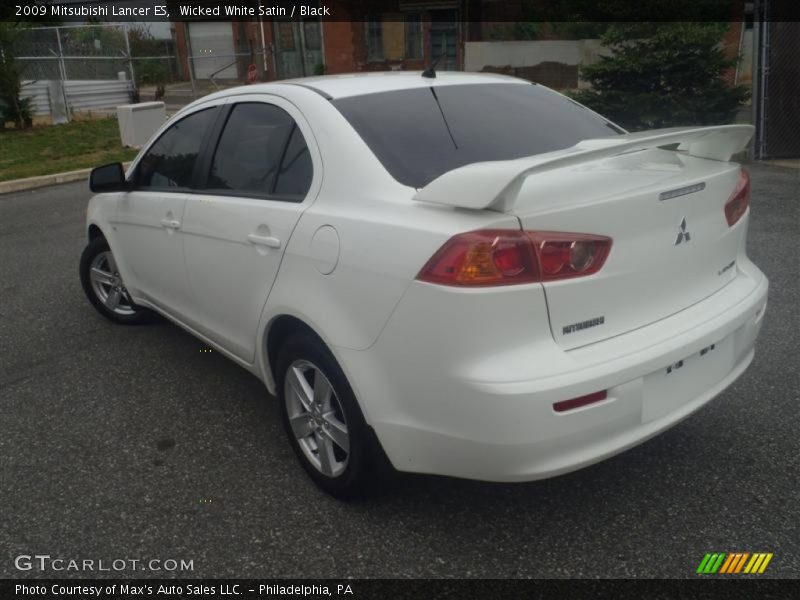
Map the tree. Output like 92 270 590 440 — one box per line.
571 22 749 131
0 23 33 129
127 24 171 93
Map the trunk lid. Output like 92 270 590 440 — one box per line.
412 124 754 349
512 148 745 349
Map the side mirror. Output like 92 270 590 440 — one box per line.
90 162 127 193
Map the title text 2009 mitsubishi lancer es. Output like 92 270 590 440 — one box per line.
80 72 767 498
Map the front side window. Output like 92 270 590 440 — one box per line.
206 102 312 200
135 108 216 189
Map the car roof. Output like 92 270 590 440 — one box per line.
271 71 528 99
180 71 531 116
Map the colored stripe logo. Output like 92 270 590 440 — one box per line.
697 552 773 574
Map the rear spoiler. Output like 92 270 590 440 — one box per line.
413 124 754 212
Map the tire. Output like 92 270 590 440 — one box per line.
276 332 374 499
79 236 152 325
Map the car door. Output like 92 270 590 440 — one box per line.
113 105 219 315
180 95 321 362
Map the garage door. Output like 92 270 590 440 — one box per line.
188 22 237 80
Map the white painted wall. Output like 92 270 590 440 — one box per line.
464 39 608 88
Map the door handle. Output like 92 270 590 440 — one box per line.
247 233 281 249
161 218 181 230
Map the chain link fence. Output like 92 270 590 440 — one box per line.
13 23 179 122
754 18 800 159
178 21 274 103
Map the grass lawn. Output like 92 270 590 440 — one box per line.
0 118 138 182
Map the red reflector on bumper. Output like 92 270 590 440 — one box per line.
553 390 608 413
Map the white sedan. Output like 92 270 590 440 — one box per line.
81 72 767 498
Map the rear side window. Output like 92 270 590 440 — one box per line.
206 102 312 200
274 126 313 197
135 108 216 189
333 83 623 188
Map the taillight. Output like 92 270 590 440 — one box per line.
417 230 612 287
417 230 539 287
528 232 612 281
724 169 750 226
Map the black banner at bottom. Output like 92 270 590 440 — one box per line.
2 579 799 600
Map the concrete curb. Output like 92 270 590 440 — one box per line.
0 162 133 195
0 168 92 195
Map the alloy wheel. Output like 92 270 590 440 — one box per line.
284 360 350 477
89 251 136 316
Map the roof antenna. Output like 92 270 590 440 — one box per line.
422 54 442 79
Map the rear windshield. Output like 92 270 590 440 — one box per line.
333 83 623 188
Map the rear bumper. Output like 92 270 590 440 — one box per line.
337 259 768 482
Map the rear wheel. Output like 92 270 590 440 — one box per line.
79 236 152 325
276 332 373 499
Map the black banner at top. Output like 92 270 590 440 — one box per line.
2 0 800 23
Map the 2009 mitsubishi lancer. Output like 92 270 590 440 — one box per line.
80 72 767 498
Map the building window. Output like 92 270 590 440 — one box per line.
404 12 422 59
367 17 383 61
277 21 295 51
303 19 321 51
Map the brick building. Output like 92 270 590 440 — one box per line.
170 0 749 92
173 2 467 83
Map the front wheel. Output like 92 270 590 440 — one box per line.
79 236 152 325
276 332 374 499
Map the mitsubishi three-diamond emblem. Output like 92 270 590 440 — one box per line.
675 217 691 245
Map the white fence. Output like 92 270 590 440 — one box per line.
20 79 134 117
19 81 51 115
14 23 176 122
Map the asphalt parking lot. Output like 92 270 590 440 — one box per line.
1 163 798 579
